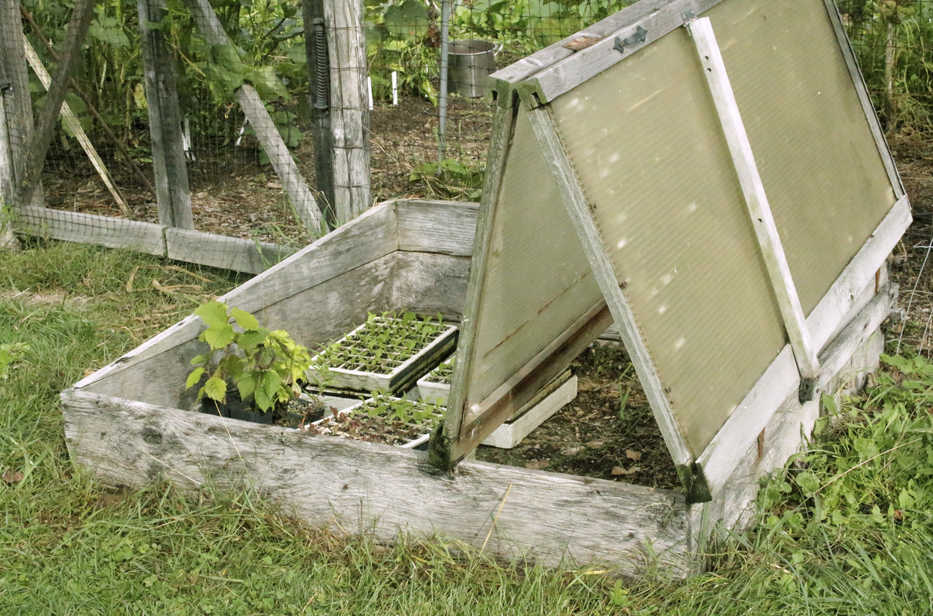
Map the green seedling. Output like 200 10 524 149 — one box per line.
186 300 311 413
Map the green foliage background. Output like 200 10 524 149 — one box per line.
21 0 931 168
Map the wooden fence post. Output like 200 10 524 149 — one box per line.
183 0 326 233
138 0 193 229
324 0 371 223
0 0 32 201
303 0 337 227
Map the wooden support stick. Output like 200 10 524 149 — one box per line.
23 38 131 218
686 17 819 380
184 0 326 233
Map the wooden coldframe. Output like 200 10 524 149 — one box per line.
435 0 911 502
61 199 893 576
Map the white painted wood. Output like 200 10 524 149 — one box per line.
75 202 397 390
491 0 674 87
822 0 905 198
696 346 798 496
60 387 692 577
441 96 515 456
23 38 130 217
395 199 479 256
164 227 292 274
525 105 693 468
481 375 577 449
517 0 724 104
697 281 896 499
687 17 819 379
817 284 896 392
324 0 371 222
691 299 889 547
183 0 324 231
807 196 910 353
16 206 165 255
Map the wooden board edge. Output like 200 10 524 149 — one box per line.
435 88 519 467
697 281 896 498
490 0 674 86
807 195 910 353
519 0 724 106
695 346 798 496
165 227 293 274
15 206 166 256
74 203 399 390
60 387 693 577
394 199 479 256
822 0 906 198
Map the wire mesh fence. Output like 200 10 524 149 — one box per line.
2 1 932 278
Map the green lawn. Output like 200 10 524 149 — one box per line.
1 241 930 615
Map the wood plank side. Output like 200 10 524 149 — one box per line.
389 251 471 319
439 93 517 463
687 17 818 378
822 0 905 198
16 206 165 255
61 388 691 577
807 196 910 353
164 228 293 274
75 202 397 390
525 105 693 468
521 0 724 104
395 200 479 256
81 253 396 407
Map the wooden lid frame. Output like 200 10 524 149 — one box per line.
429 0 910 502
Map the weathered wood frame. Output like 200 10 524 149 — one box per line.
437 0 911 501
61 199 893 576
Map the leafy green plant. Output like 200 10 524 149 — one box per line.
422 354 454 385
410 158 485 200
187 299 311 413
360 393 444 425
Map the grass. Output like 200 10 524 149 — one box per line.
0 240 931 614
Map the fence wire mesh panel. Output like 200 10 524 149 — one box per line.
1 1 931 289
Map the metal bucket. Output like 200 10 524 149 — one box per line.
447 40 499 98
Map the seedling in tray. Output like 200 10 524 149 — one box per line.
310 395 445 448
417 354 455 404
308 312 457 394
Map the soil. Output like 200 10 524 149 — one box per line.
199 392 326 429
476 343 682 491
309 397 443 446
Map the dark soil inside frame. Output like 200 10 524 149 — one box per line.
475 342 682 491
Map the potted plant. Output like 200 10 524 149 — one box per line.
186 300 313 424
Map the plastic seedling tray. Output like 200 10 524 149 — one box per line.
417 355 455 404
311 396 444 448
308 314 458 394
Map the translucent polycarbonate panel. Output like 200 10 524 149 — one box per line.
551 26 787 455
464 106 602 408
708 0 897 314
